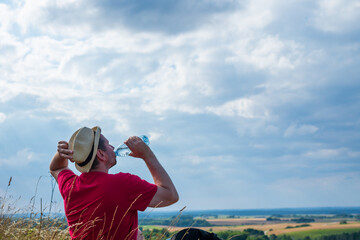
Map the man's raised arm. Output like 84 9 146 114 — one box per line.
125 136 179 207
49 141 73 181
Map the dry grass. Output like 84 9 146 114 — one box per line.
0 175 184 240
0 176 70 239
0 214 71 240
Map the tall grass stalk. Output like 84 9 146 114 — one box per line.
159 206 187 240
48 175 57 219
30 176 42 219
0 176 12 218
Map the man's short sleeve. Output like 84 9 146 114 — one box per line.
121 173 157 212
57 169 77 199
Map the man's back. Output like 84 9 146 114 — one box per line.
58 169 157 240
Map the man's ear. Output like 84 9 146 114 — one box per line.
96 149 106 162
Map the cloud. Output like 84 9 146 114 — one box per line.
148 132 162 142
0 148 40 167
94 0 241 34
0 113 6 123
11 0 244 36
0 0 306 124
313 0 360 33
284 124 319 137
304 148 360 159
0 3 14 32
206 98 269 119
227 36 303 72
185 155 236 167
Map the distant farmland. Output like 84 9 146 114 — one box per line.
282 228 360 239
151 217 360 237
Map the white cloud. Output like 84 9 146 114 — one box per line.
0 3 14 32
227 36 303 71
0 113 6 123
215 0 304 72
183 155 237 172
206 98 269 119
219 0 274 33
284 124 319 137
0 0 302 123
16 0 48 34
304 148 360 159
0 148 39 167
313 0 360 33
305 148 341 158
148 132 162 142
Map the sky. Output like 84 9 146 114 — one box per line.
0 0 360 215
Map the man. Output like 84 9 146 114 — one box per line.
49 126 179 240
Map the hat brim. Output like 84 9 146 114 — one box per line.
75 126 101 173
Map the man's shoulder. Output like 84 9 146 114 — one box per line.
109 172 144 183
51 167 75 183
58 168 77 185
58 168 76 178
111 171 133 177
59 168 74 174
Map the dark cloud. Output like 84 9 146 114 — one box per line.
43 0 242 34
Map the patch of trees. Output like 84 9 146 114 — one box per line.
140 228 170 240
334 214 359 218
174 215 212 227
216 228 267 240
266 217 281 221
291 217 315 223
267 214 360 222
285 223 311 229
140 215 212 227
266 216 315 223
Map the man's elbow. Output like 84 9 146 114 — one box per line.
49 169 57 180
150 187 179 207
49 166 57 176
169 191 179 205
161 194 178 207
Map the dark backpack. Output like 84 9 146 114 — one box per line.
171 228 222 240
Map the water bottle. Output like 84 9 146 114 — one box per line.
114 135 150 157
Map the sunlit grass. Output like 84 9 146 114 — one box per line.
280 228 360 239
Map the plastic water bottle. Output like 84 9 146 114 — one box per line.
114 135 150 157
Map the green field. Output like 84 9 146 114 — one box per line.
140 225 166 231
282 228 360 239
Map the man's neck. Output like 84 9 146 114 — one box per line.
89 166 109 173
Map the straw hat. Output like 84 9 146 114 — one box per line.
68 126 101 173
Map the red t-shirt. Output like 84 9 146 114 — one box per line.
58 169 157 240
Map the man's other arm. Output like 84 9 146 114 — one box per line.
143 151 179 208
49 141 73 182
125 137 179 208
